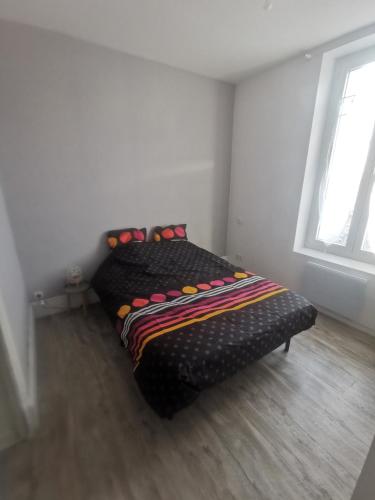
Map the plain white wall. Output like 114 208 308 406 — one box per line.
0 20 234 298
227 32 375 333
0 182 30 410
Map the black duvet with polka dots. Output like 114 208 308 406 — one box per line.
92 241 317 418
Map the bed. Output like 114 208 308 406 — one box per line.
92 241 317 417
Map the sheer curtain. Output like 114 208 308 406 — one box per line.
316 62 375 248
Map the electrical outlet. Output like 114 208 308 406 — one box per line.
235 254 243 262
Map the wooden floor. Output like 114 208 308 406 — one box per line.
2 305 375 500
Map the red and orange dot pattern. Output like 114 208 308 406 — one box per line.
107 227 146 249
116 271 252 321
152 224 187 242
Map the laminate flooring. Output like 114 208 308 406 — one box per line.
2 305 375 500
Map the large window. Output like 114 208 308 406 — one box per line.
306 47 375 265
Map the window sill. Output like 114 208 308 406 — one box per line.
294 246 375 277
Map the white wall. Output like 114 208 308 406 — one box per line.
0 20 234 298
227 33 375 333
0 182 30 417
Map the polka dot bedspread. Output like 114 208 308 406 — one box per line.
92 241 317 418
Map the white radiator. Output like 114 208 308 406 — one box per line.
302 261 368 321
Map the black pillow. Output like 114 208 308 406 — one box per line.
107 227 147 248
152 224 187 242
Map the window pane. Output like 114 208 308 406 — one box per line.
317 61 375 246
362 180 375 253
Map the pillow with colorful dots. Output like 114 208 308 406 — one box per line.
106 227 147 249
152 224 187 242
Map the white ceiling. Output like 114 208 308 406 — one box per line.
1 0 375 82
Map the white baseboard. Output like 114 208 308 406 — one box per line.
33 289 99 318
0 291 28 431
25 305 38 434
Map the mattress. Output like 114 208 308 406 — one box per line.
92 241 317 417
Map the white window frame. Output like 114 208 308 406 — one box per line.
305 46 375 266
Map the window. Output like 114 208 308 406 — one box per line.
306 47 375 265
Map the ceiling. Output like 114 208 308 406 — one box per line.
1 0 375 82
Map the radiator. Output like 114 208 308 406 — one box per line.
302 261 368 321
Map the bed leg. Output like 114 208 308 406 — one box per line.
284 339 290 352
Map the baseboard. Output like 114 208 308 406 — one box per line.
33 289 99 318
316 305 375 337
25 304 38 434
0 291 29 431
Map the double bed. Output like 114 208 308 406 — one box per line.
92 241 317 417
